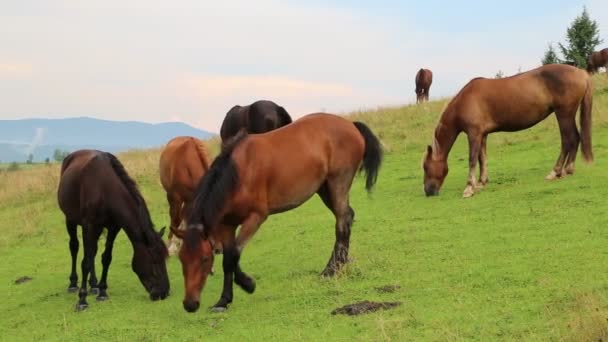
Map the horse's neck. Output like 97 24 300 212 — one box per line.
114 203 148 246
433 116 460 160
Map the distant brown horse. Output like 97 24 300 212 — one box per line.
219 100 292 142
423 64 593 198
159 136 211 255
415 68 433 103
587 48 608 74
171 113 382 313
58 150 170 311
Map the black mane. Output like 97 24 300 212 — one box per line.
186 131 247 246
105 152 158 245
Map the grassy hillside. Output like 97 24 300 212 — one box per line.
2 75 608 341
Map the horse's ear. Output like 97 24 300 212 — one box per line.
170 226 185 239
158 226 166 238
426 145 433 157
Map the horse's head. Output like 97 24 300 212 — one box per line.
132 227 170 301
423 145 448 196
172 224 215 313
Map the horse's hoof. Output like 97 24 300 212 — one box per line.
545 171 559 180
67 286 79 293
462 187 475 198
320 268 337 277
75 303 88 311
89 287 100 295
96 295 109 301
237 277 256 294
211 306 227 313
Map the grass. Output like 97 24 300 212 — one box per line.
2 75 608 341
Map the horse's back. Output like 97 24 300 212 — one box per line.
159 136 208 201
58 150 111 222
452 64 589 132
220 106 244 141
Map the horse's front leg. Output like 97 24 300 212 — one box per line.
233 213 264 292
96 228 119 301
463 133 482 198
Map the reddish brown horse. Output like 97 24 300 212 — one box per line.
415 68 433 103
423 64 593 198
58 150 170 310
587 48 608 74
159 137 212 255
219 100 292 142
171 113 382 313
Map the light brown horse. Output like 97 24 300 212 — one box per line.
159 137 211 255
423 64 593 198
587 48 608 74
171 113 382 313
415 68 433 103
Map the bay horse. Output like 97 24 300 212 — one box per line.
171 113 382 313
587 48 608 74
219 100 292 142
159 136 211 255
58 150 170 311
415 68 433 103
423 64 593 198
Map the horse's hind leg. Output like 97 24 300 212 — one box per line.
96 227 119 301
66 220 79 292
318 177 356 277
76 223 103 311
166 193 183 256
547 111 578 180
478 135 489 186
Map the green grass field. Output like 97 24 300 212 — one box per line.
2 75 608 341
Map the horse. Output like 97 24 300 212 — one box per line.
57 150 170 311
170 113 383 313
423 64 593 198
219 100 292 142
587 48 608 74
415 68 433 103
159 136 211 255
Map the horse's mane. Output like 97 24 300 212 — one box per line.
105 152 159 246
186 131 247 247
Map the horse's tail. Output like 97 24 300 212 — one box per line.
353 122 383 192
191 137 211 170
580 76 593 163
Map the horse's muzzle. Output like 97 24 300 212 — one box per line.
183 299 200 313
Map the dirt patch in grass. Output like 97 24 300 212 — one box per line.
15 276 33 284
332 301 401 316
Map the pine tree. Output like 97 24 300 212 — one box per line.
558 7 603 68
542 44 560 65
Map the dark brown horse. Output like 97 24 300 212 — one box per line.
159 136 211 255
58 150 170 311
219 100 292 142
171 113 382 313
423 64 593 198
587 48 608 74
415 68 433 103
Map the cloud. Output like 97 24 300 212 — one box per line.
0 62 33 79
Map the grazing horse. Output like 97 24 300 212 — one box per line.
58 150 170 311
219 100 292 142
159 136 211 255
423 64 593 198
415 68 433 103
587 48 608 74
171 113 382 313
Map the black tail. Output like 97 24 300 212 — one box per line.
353 122 383 192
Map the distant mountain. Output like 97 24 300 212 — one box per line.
0 117 214 162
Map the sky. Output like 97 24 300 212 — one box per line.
1 0 607 133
